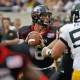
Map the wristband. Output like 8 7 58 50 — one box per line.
18 39 24 44
38 75 48 80
46 49 52 56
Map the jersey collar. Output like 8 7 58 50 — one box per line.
31 25 50 36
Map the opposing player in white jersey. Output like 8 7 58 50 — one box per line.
42 3 80 80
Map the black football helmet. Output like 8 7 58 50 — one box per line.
31 5 53 27
70 3 80 23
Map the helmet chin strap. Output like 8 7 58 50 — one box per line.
37 15 50 27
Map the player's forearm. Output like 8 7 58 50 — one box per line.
48 39 58 49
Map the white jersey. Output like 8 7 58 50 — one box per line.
59 23 80 70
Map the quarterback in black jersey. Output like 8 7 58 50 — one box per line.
18 5 57 79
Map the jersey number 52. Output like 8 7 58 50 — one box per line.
69 28 80 48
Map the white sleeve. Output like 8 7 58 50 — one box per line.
59 25 68 46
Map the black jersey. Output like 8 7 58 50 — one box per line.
50 52 73 80
58 52 73 72
0 43 30 80
18 25 57 68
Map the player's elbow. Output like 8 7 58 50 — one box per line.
51 52 61 60
51 55 58 60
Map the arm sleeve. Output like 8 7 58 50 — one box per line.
59 28 68 47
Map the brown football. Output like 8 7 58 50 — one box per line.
28 31 40 47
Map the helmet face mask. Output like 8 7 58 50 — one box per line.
31 5 53 27
40 12 52 25
70 3 80 23
71 10 79 22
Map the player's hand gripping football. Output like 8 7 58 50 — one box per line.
25 31 37 44
39 34 45 48
25 31 45 47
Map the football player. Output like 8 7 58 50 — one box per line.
18 5 57 79
42 3 80 80
43 24 73 80
41 19 73 80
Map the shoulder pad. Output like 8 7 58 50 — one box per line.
18 25 31 33
60 24 71 31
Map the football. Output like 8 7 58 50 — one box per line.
28 31 40 47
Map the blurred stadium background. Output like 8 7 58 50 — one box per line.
0 0 79 27
0 12 66 26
